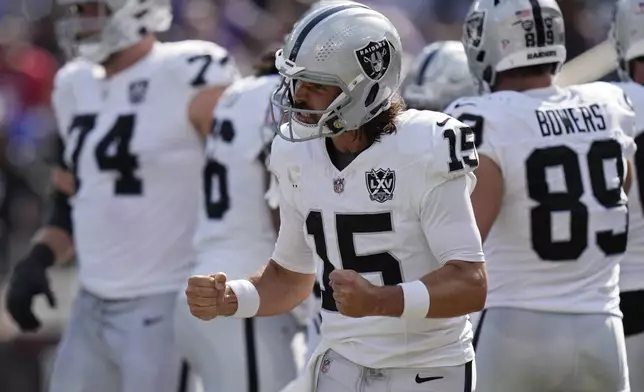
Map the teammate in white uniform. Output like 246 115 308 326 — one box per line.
400 40 482 330
185 3 487 392
445 1 635 391
401 40 477 112
174 49 299 392
4 1 239 391
612 2 644 390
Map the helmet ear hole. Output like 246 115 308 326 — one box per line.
364 83 380 107
482 66 493 83
325 115 345 134
619 58 628 76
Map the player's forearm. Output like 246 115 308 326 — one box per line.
375 260 487 318
32 227 75 265
252 260 315 316
218 260 315 317
422 261 487 317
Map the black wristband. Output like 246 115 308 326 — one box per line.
25 243 55 269
47 191 73 235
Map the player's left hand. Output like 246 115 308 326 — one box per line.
329 270 379 318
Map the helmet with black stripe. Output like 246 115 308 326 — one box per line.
270 2 403 142
401 41 477 111
462 0 566 91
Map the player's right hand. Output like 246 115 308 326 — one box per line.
186 273 227 321
5 246 57 332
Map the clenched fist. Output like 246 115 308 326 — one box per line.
329 270 379 318
186 273 228 320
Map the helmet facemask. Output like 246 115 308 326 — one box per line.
270 49 379 142
270 4 401 143
55 1 111 61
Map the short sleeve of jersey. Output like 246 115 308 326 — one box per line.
616 106 637 160
51 71 71 169
52 70 72 136
420 173 485 265
410 112 484 265
609 82 638 159
618 81 644 135
444 97 502 166
171 40 241 92
52 60 95 138
268 137 315 274
425 114 480 187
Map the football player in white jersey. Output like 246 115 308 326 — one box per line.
173 48 300 392
445 1 635 391
612 1 644 390
401 40 477 112
185 3 487 392
400 40 482 329
288 0 366 370
4 0 239 391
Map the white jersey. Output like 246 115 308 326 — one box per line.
192 75 279 278
446 83 636 316
269 109 485 369
615 81 644 292
52 40 240 299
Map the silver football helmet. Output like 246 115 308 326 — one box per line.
401 41 477 111
612 0 644 81
270 2 403 142
55 0 172 63
284 1 358 46
462 0 566 90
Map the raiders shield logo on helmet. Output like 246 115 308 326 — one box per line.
355 39 392 81
465 10 485 48
365 168 395 203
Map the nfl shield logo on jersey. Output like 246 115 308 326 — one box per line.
333 177 345 194
365 168 395 203
320 358 333 374
355 39 392 81
129 80 149 104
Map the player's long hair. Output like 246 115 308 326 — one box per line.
253 47 279 77
361 93 406 145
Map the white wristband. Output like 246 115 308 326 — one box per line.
227 280 260 318
398 281 430 320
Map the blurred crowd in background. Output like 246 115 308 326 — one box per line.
0 0 624 390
